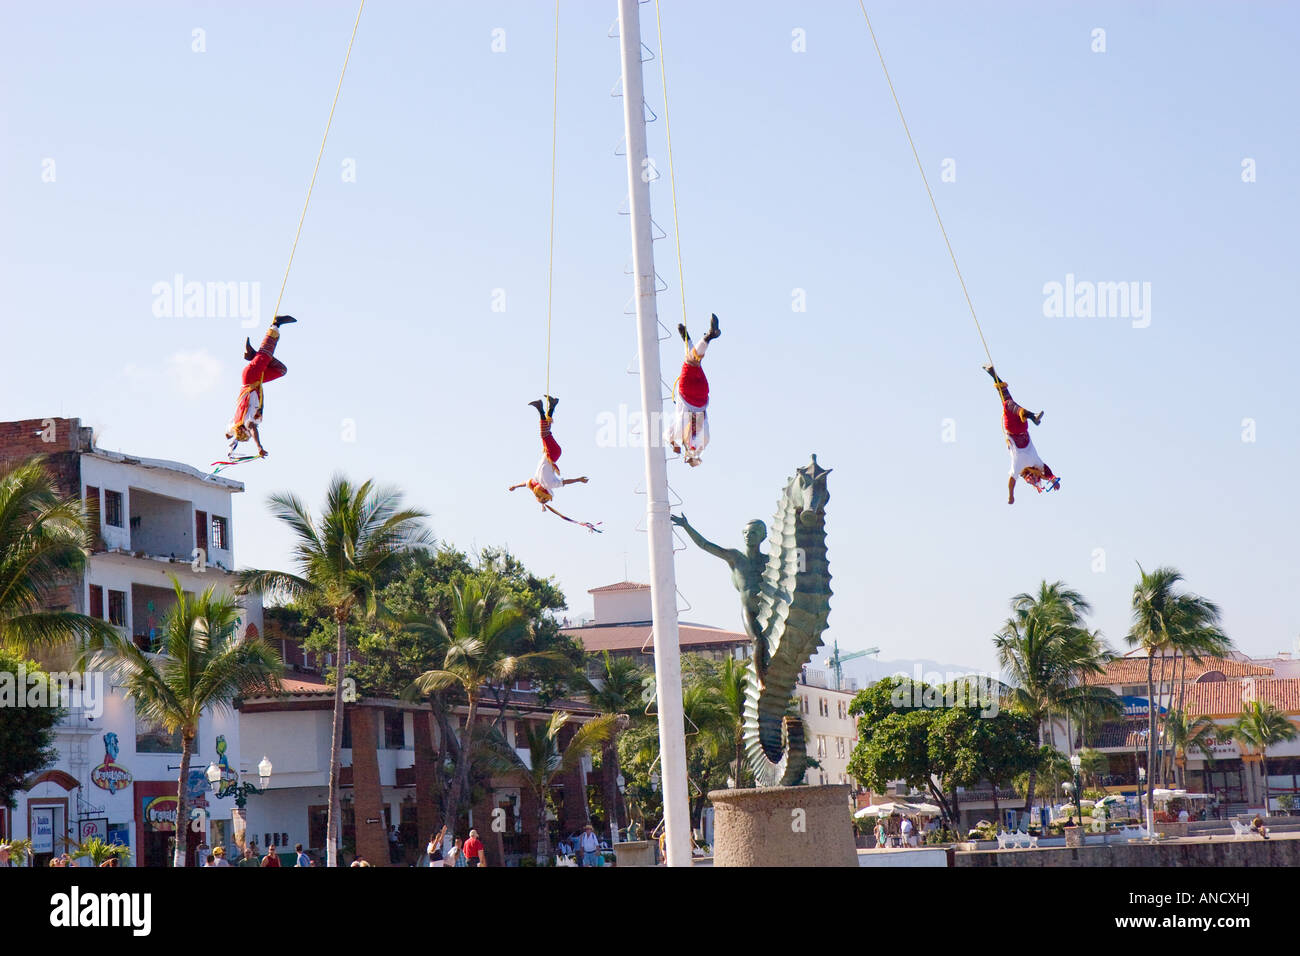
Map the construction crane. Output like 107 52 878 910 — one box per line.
826 640 879 692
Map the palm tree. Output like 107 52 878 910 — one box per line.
1162 709 1219 790
487 711 618 863
714 655 749 789
0 458 116 653
585 651 646 839
403 574 568 833
1076 748 1109 791
1126 566 1228 814
236 475 431 867
995 581 1117 815
80 580 281 866
1232 701 1298 812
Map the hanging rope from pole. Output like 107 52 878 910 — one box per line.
220 0 364 469
544 0 560 401
270 0 366 324
653 0 688 332
856 3 993 369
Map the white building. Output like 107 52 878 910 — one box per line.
2 418 262 866
796 666 860 788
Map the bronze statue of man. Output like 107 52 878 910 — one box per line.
670 514 770 672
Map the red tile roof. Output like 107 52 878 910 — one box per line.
587 582 649 594
1083 655 1274 686
560 622 747 653
1183 678 1300 718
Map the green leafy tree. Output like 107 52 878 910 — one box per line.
81 580 281 867
994 581 1119 814
0 457 115 653
403 574 571 832
619 657 738 832
585 651 646 836
847 678 957 824
950 709 1041 821
485 711 617 863
1232 701 1298 810
1162 709 1219 789
0 649 63 809
1075 747 1109 790
236 475 431 867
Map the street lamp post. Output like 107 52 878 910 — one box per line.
1070 753 1083 830
208 755 273 811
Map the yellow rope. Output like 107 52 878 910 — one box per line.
857 3 994 368
545 0 560 401
653 0 688 333
270 0 365 326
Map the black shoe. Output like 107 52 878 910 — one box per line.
704 313 721 341
273 315 297 327
527 399 545 419
546 395 559 418
678 323 689 343
244 339 257 361
982 363 997 379
1034 411 1045 425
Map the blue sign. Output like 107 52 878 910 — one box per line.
1120 695 1166 717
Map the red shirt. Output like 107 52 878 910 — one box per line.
463 836 483 860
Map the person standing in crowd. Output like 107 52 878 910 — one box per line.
212 846 230 866
426 825 448 867
294 843 311 867
463 829 485 867
873 820 886 848
579 824 600 866
261 846 281 867
900 816 914 847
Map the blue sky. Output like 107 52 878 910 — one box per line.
3 1 1298 675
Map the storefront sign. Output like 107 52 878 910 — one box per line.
91 732 133 794
79 817 109 843
142 795 179 832
32 807 56 854
1120 695 1167 718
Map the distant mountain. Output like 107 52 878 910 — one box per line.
811 654 996 692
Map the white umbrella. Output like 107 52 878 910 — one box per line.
854 803 905 818
904 802 942 816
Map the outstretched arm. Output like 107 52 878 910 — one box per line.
560 476 589 486
671 513 742 566
507 482 527 492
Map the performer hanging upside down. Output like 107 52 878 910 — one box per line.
509 397 601 532
665 313 720 467
984 364 1058 504
225 315 297 458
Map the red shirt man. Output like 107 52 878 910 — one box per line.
463 830 485 867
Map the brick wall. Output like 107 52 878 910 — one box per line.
412 711 442 844
0 418 89 614
347 705 390 867
0 418 91 497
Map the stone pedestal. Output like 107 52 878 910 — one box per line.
614 840 655 867
709 784 857 867
1064 826 1084 847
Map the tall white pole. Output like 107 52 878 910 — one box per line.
617 0 691 868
